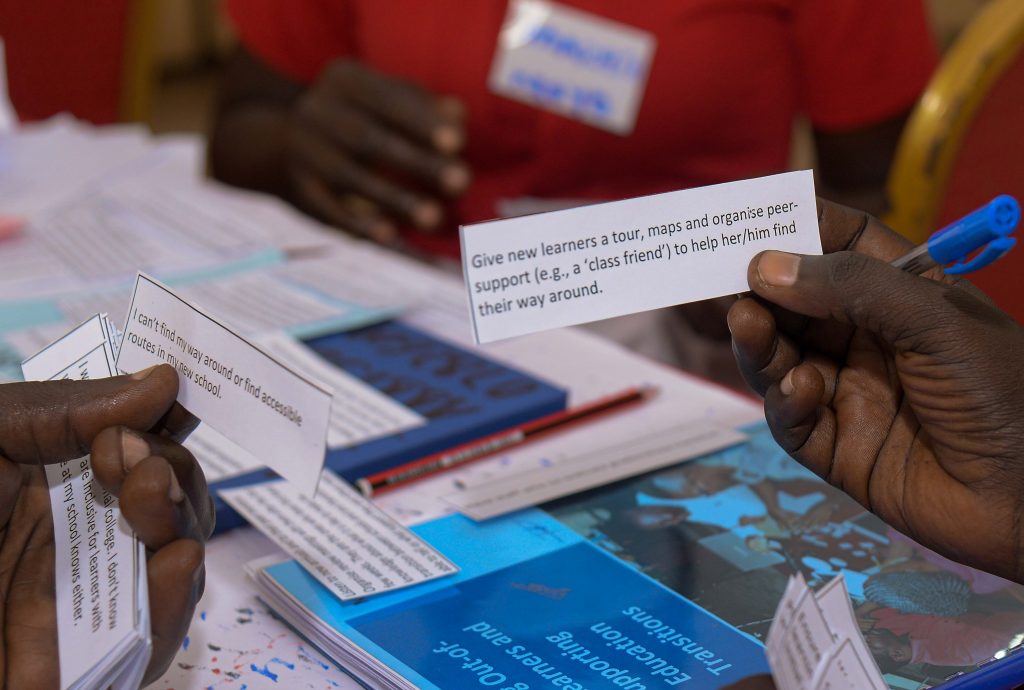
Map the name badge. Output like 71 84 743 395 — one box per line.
489 0 656 135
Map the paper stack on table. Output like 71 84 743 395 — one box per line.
0 119 397 382
767 574 886 690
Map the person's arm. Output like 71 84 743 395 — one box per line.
728 199 1024 584
794 0 936 217
209 47 469 244
209 46 303 196
813 112 910 217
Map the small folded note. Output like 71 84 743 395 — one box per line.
767 574 886 690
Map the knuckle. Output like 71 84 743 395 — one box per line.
825 251 870 289
292 93 320 125
325 58 358 85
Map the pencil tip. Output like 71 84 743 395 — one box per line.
640 384 660 400
355 478 374 498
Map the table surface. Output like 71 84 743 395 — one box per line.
152 527 362 690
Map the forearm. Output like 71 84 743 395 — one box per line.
813 112 910 218
209 104 291 195
208 47 306 196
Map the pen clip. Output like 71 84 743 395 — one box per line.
944 236 1017 275
926 195 1020 274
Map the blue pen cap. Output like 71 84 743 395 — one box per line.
928 195 1020 267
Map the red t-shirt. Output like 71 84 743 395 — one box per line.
225 0 937 255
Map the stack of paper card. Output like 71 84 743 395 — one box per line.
767 574 886 690
21 315 151 690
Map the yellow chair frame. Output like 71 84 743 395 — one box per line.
885 0 1024 242
118 0 158 123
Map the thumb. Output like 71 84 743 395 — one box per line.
0 364 179 465
747 250 979 353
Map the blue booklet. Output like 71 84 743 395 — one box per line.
255 509 770 689
210 322 567 533
256 424 1024 689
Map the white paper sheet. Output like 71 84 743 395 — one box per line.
41 268 387 341
220 473 458 601
0 117 151 218
460 171 820 343
0 164 335 302
446 422 746 520
182 424 263 484
116 273 332 496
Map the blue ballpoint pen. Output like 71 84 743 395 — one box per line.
890 194 1020 275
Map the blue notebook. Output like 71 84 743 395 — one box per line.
210 322 567 533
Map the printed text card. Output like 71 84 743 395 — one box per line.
460 171 820 343
117 274 332 495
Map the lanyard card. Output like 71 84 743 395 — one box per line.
489 0 656 135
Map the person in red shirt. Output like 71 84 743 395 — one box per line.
209 0 937 259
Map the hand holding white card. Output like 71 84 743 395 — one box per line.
21 315 152 690
116 273 332 495
460 171 820 343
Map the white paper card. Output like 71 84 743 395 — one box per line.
447 422 746 521
116 273 332 495
181 424 263 484
252 332 426 449
767 574 886 690
460 171 820 343
21 315 150 690
489 0 655 134
220 473 458 600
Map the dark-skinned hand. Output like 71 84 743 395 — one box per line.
286 59 470 244
728 199 1024 584
0 364 212 689
723 676 777 690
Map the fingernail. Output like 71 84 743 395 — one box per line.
757 252 800 287
433 125 463 153
369 220 397 245
780 368 796 396
121 431 150 471
437 96 464 121
130 364 159 380
441 164 470 194
168 466 184 503
412 201 442 230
